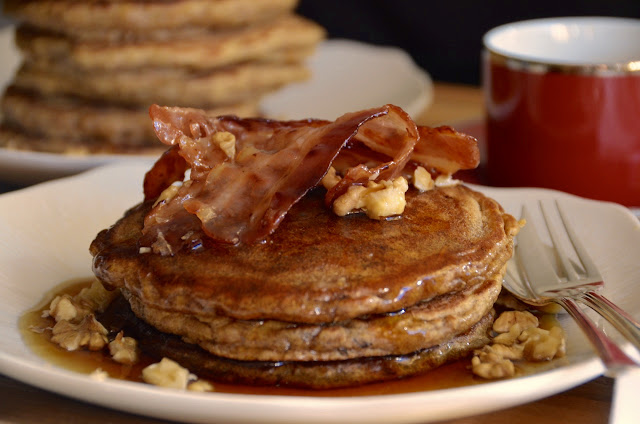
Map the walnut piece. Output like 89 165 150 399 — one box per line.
321 166 341 190
486 342 524 361
472 310 566 379
333 177 408 219
434 174 459 187
89 368 109 382
521 326 566 361
142 358 194 389
46 294 85 322
211 131 236 159
50 314 108 351
471 354 515 379
44 280 117 323
413 166 434 192
108 331 139 365
492 323 523 346
188 380 214 392
493 310 539 333
75 280 118 314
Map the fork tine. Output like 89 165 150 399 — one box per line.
515 205 561 294
540 200 582 282
504 199 640 358
554 201 602 279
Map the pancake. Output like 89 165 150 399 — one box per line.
88 105 518 388
15 15 325 71
0 87 260 153
13 61 310 107
92 185 517 324
123 277 501 361
100 294 496 389
0 124 161 155
3 0 298 35
2 1 325 156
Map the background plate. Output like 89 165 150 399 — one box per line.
0 26 433 185
1 163 639 424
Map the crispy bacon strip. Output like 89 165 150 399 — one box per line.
141 104 479 250
143 145 188 201
324 106 418 206
412 126 480 175
142 104 418 246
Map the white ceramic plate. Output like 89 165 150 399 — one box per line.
1 163 639 424
0 25 433 185
261 39 433 121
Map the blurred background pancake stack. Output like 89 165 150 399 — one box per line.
0 0 325 155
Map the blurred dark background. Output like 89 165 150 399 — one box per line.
296 0 640 85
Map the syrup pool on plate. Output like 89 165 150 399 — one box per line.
19 279 567 397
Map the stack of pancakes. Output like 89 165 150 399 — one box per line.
0 0 325 154
92 184 519 389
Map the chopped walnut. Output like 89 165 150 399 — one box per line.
75 280 118 314
493 310 539 333
44 281 116 323
89 368 109 382
188 380 214 392
486 342 524 361
521 326 566 361
211 131 236 159
472 310 566 379
471 355 515 379
108 331 139 365
434 174 459 187
492 323 523 346
474 343 523 363
142 358 194 389
29 325 47 334
518 326 548 343
46 294 84 322
321 166 341 190
333 177 408 219
51 314 108 351
154 181 182 207
413 166 434 192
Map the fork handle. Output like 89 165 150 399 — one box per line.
579 291 640 352
556 297 638 376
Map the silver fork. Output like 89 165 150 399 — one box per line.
503 200 640 375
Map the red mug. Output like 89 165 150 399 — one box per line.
483 17 640 207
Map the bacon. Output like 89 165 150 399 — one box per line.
143 146 188 201
324 106 418 205
141 104 478 250
412 126 480 175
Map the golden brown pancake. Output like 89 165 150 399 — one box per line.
0 87 260 153
13 61 310 107
101 294 496 389
123 278 501 361
3 0 299 34
92 186 517 324
88 102 518 388
15 15 324 71
90 184 517 386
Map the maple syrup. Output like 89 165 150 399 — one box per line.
19 279 563 397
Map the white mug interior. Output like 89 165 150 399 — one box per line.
483 17 640 67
